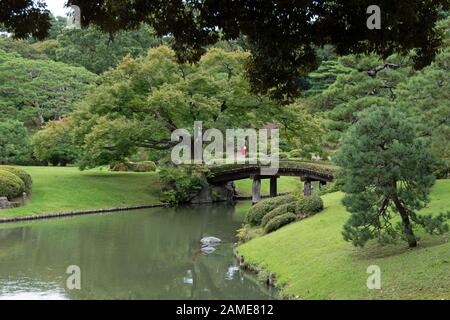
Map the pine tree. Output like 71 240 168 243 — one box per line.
335 106 448 248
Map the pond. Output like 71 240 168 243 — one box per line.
0 202 274 300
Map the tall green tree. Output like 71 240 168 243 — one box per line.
396 47 450 178
335 106 447 248
72 46 321 168
32 118 79 166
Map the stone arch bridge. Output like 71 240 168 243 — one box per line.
207 161 335 203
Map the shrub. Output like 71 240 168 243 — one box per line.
111 161 157 172
261 201 297 227
245 194 297 226
111 162 128 171
289 149 303 158
278 152 289 160
159 166 207 206
264 213 297 234
295 195 324 217
0 167 32 193
129 161 157 172
32 118 78 166
0 169 25 199
236 226 263 243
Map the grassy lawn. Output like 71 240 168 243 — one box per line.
238 180 450 300
0 166 162 218
234 176 304 196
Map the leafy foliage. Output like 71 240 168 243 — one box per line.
111 161 157 172
72 46 317 168
304 60 353 97
62 0 449 101
0 0 51 39
54 24 163 74
0 36 48 60
159 166 207 206
0 119 32 164
312 53 411 148
396 47 450 178
32 118 79 166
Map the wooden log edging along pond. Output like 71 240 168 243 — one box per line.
233 246 277 289
0 203 166 224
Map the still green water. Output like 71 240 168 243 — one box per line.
0 203 273 300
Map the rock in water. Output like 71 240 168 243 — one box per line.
200 236 222 247
201 246 216 255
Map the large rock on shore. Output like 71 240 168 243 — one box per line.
190 182 235 204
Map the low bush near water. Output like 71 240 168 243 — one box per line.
0 167 32 193
264 213 297 234
0 169 26 200
159 166 208 206
245 194 298 226
261 202 297 227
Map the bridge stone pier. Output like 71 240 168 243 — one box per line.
208 162 335 204
251 175 280 204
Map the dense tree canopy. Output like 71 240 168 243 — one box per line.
0 36 49 60
54 23 163 74
32 118 78 166
307 16 449 175
0 119 31 165
312 53 411 148
72 46 322 169
396 47 450 178
2 1 448 101
0 49 96 130
0 0 51 39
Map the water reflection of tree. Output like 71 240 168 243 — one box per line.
0 204 269 299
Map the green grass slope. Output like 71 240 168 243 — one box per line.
0 166 162 218
238 180 450 300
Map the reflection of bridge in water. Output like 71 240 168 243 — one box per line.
207 161 336 203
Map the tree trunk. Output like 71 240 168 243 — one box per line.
393 197 417 248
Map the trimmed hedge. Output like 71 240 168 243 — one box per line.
261 201 297 227
245 194 297 226
0 169 25 200
264 212 297 234
295 195 324 216
0 167 32 193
